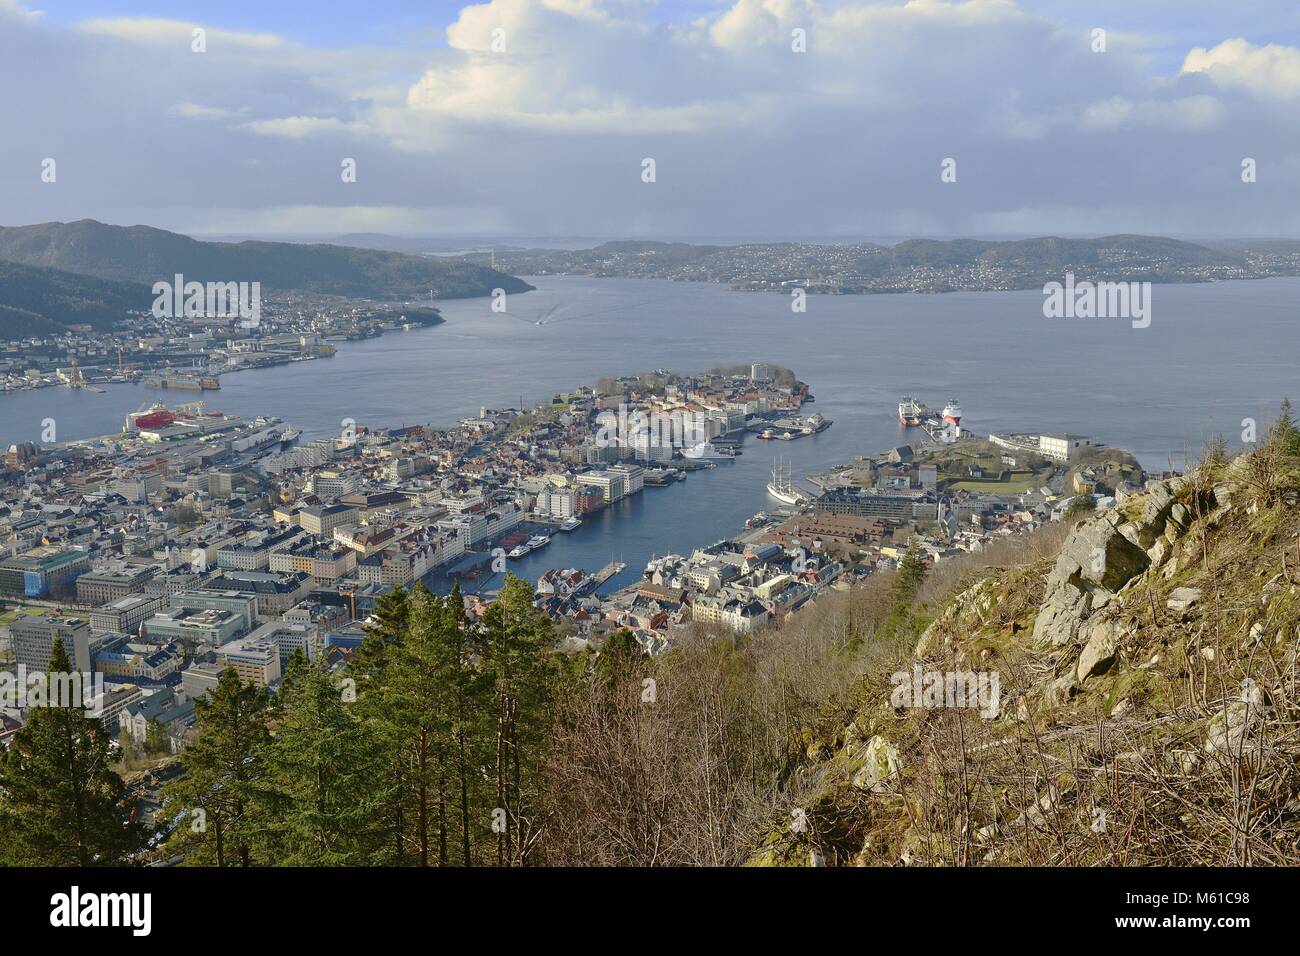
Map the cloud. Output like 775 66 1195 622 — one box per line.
3 0 1300 237
243 116 358 138
1181 38 1300 98
77 17 282 49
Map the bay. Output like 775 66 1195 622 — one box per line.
5 276 1296 592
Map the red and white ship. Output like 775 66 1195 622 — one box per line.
942 400 962 427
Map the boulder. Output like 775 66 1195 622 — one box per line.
1206 684 1273 757
1167 587 1202 612
1045 672 1079 707
1077 619 1120 682
1033 513 1149 647
850 735 901 793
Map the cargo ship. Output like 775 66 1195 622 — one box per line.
898 397 928 426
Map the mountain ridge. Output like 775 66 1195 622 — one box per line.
0 219 534 300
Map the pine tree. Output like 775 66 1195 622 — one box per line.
481 574 557 865
163 667 270 866
252 653 382 865
0 640 142 866
892 544 928 607
377 583 462 865
1271 397 1300 457
352 585 409 680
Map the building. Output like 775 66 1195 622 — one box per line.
575 469 627 504
311 470 360 499
12 617 96 673
142 607 246 646
76 565 158 605
609 463 645 494
89 594 167 635
170 590 259 633
0 548 90 598
244 620 320 667
217 634 283 687
1039 433 1098 463
298 504 358 537
180 661 225 700
216 528 302 571
815 488 922 521
199 572 311 618
119 689 195 753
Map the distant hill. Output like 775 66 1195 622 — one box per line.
0 220 534 300
0 259 152 338
495 233 1280 291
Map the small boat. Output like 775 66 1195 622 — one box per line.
757 428 776 440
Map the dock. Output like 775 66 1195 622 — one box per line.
590 561 626 590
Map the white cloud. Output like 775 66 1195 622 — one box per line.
3 0 1300 237
77 17 282 49
1181 38 1300 98
243 116 357 138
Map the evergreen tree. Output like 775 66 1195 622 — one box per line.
252 653 382 865
0 640 142 865
892 544 928 607
880 544 929 646
352 585 409 680
1271 397 1300 457
163 667 270 866
377 583 466 865
481 574 557 865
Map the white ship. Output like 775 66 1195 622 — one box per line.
766 458 803 506
508 544 531 559
559 517 581 532
682 439 735 461
942 400 962 426
526 534 552 550
899 396 928 426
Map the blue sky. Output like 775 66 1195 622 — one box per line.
5 0 1300 238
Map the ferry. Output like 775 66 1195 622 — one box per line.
559 517 581 532
526 534 552 550
508 544 531 559
758 428 776 440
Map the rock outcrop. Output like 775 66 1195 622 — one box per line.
750 452 1299 867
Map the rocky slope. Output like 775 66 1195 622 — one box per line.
751 451 1299 866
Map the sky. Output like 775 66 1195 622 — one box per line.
3 0 1300 240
